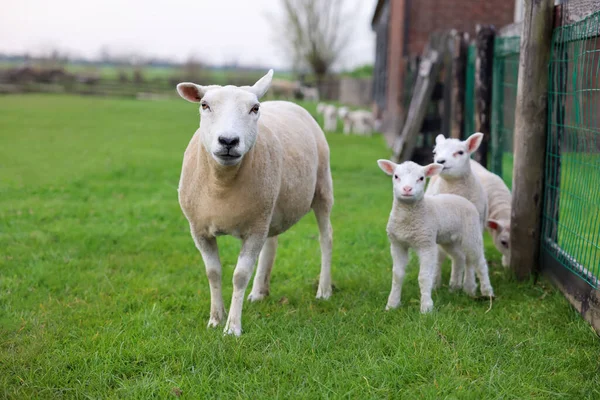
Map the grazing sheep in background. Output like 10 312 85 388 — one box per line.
337 107 351 134
176 70 334 336
270 79 299 99
425 132 488 295
348 110 375 136
322 104 338 132
470 159 512 268
299 86 319 102
377 160 494 313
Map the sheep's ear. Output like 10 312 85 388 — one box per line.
487 219 503 231
465 132 484 154
247 69 274 99
423 163 444 177
435 134 445 145
176 83 207 103
377 159 396 176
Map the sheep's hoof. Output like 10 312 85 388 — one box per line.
420 301 434 313
480 287 495 297
463 285 477 297
207 308 226 328
448 282 463 292
223 322 242 337
247 291 268 302
316 286 332 300
385 302 400 311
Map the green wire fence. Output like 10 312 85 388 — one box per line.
464 44 476 140
542 10 600 286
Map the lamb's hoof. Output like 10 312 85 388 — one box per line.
385 302 400 311
247 291 267 302
316 285 332 300
463 285 477 297
207 309 226 328
481 287 495 297
223 322 242 337
420 301 434 314
449 282 462 292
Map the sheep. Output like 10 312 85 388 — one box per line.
470 159 512 268
377 160 494 313
337 107 351 134
316 103 338 132
299 86 319 102
176 70 334 336
338 108 375 136
425 132 488 295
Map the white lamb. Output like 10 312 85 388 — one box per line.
425 132 488 295
470 159 512 267
338 108 375 136
377 160 494 313
317 103 338 132
176 70 334 336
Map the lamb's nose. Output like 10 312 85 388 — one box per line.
436 159 446 165
403 186 413 193
218 136 240 147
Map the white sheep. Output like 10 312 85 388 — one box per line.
337 106 351 134
176 70 334 336
470 159 512 267
425 132 488 295
377 160 494 313
316 103 338 132
338 108 375 136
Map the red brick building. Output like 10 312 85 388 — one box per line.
371 0 516 144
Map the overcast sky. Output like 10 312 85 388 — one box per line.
0 0 377 70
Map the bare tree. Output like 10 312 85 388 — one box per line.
271 0 354 83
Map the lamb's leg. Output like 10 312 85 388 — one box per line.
192 234 225 328
248 236 278 302
471 254 494 297
463 265 477 297
432 247 447 289
417 246 438 313
386 241 409 310
314 204 333 300
440 244 466 292
224 235 265 336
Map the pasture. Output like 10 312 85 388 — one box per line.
1 94 598 398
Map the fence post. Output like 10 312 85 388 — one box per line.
510 0 554 280
474 24 495 167
451 31 469 139
490 40 505 176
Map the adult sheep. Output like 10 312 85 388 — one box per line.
176 70 334 336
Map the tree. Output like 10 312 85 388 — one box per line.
271 0 354 83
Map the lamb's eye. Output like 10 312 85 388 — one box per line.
394 174 399 180
418 176 424 182
201 102 209 111
501 240 509 248
250 104 260 114
458 151 464 155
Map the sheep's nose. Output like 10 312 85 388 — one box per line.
436 159 446 165
402 186 413 193
218 136 240 147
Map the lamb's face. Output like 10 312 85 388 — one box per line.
433 132 483 178
198 87 261 166
488 219 511 268
378 160 443 203
176 70 273 166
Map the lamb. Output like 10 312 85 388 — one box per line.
470 159 512 267
338 107 375 136
176 70 334 336
377 160 494 313
317 103 338 132
425 132 488 295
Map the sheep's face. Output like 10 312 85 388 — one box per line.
488 219 511 268
433 132 483 178
177 70 273 166
378 160 443 203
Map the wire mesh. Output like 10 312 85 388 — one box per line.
542 10 600 286
464 44 476 140
490 36 521 188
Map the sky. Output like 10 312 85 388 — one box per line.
0 0 377 70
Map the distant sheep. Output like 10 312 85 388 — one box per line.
176 70 334 336
378 160 494 313
426 132 488 295
316 103 338 132
470 159 512 267
338 107 375 136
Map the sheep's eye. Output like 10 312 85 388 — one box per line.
501 240 509 248
418 176 424 182
250 104 260 114
201 102 209 111
458 151 464 155
394 174 399 180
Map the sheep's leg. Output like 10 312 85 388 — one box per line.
432 247 447 289
386 241 409 310
462 265 477 297
417 246 438 313
248 236 278 302
343 121 351 135
193 235 226 328
314 207 333 300
440 244 466 292
224 236 266 336
471 254 494 297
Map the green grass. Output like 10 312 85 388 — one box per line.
1 94 599 399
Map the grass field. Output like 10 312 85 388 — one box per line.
1 94 599 399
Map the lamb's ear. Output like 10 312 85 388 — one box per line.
487 219 503 231
435 134 446 145
465 132 484 154
176 83 207 103
377 159 397 176
247 69 274 99
423 163 444 177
